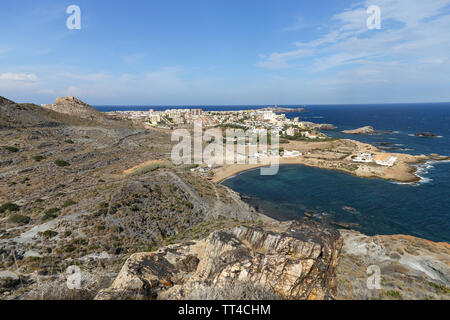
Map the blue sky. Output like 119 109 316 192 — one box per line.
1 0 450 105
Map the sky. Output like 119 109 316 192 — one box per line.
1 0 450 105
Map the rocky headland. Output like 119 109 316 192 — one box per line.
341 126 378 135
260 107 305 113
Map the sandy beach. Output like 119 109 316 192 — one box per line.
212 138 429 183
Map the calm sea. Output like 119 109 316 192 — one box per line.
95 103 450 242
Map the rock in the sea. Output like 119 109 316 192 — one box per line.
316 124 337 130
95 220 343 300
415 132 437 137
341 126 377 135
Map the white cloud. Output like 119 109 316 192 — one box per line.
256 48 314 70
252 0 450 103
0 73 39 81
258 0 450 71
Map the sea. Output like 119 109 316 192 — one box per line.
95 103 450 243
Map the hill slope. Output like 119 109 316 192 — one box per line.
41 96 106 123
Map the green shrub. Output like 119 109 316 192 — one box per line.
63 245 76 253
62 200 77 208
33 155 46 162
71 238 88 246
2 146 19 153
8 214 30 225
0 277 20 289
0 202 20 213
384 290 402 299
42 208 60 221
42 230 58 239
181 200 194 209
93 202 108 217
429 282 450 294
55 159 70 167
64 139 74 144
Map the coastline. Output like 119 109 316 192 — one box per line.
212 138 429 184
212 138 450 245
216 164 450 246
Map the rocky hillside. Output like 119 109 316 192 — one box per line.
0 95 270 299
337 230 450 300
96 219 342 300
41 96 106 123
0 96 128 129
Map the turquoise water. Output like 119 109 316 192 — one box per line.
222 103 450 243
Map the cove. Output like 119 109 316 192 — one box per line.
222 164 450 243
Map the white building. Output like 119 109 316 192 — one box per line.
374 154 397 167
353 153 374 163
283 150 302 158
286 127 296 136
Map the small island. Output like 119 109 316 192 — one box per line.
415 132 438 137
341 126 378 135
260 106 305 113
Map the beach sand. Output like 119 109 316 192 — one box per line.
211 139 429 183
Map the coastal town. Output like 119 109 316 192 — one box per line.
105 106 319 137
106 106 401 172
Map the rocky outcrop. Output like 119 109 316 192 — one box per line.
95 219 343 300
342 126 377 135
315 123 337 130
415 132 437 137
300 121 337 130
337 230 450 300
41 96 105 122
0 96 15 106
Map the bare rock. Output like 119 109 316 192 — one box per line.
95 220 343 300
342 126 377 135
42 96 105 122
337 230 450 300
415 132 437 137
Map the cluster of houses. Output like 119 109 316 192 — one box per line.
282 150 303 158
249 149 303 159
284 125 325 140
352 153 398 167
106 108 209 126
107 107 333 144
